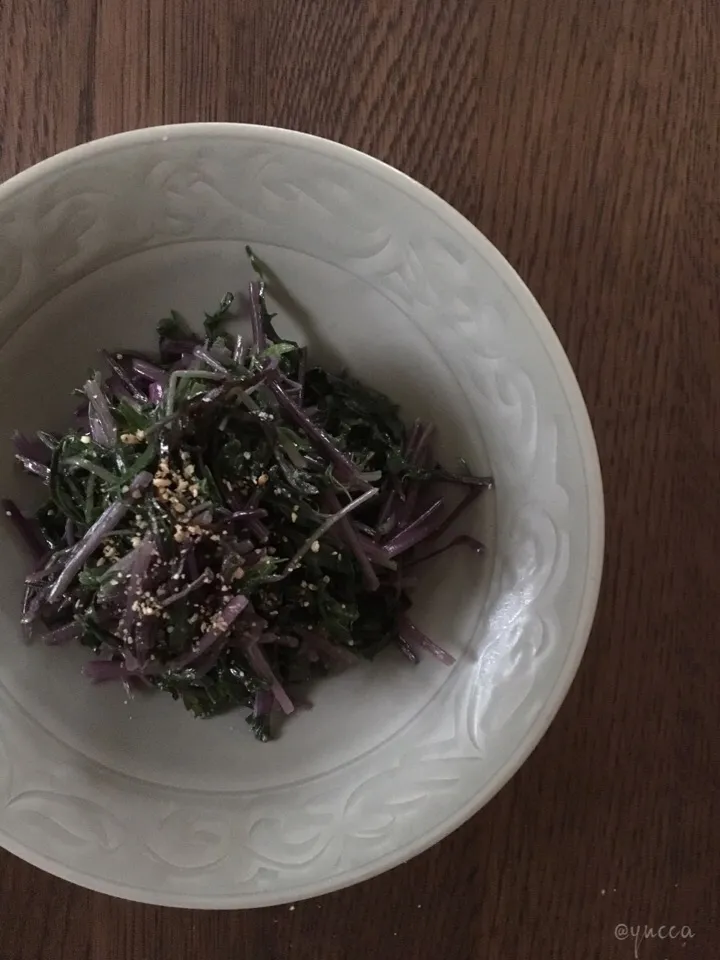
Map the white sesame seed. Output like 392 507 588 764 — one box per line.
310 541 320 553
80 435 91 445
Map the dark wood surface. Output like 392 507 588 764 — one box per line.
1 0 719 957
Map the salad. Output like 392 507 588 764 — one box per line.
4 249 491 740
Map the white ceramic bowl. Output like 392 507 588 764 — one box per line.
0 124 603 907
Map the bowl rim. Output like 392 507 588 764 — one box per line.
0 122 604 907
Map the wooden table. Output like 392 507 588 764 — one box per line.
1 1 718 957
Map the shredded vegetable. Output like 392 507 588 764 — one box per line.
4 248 492 740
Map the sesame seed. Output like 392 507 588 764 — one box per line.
243 452 252 460
291 513 298 523
120 433 140 445
310 540 320 553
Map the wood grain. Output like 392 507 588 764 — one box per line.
1 0 719 957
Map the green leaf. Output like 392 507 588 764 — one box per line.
204 292 235 340
261 341 297 360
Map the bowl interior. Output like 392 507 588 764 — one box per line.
0 240 493 791
0 126 601 906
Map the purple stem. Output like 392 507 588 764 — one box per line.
169 593 249 670
396 635 420 664
398 617 456 667
101 351 148 402
353 532 398 570
118 539 156 657
84 376 117 447
268 379 360 485
12 431 51 465
158 568 212 608
131 356 169 384
405 534 485 568
14 455 50 482
243 640 294 715
46 472 152 604
248 281 266 353
148 382 164 404
324 491 380 591
383 499 445 559
423 486 482 546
